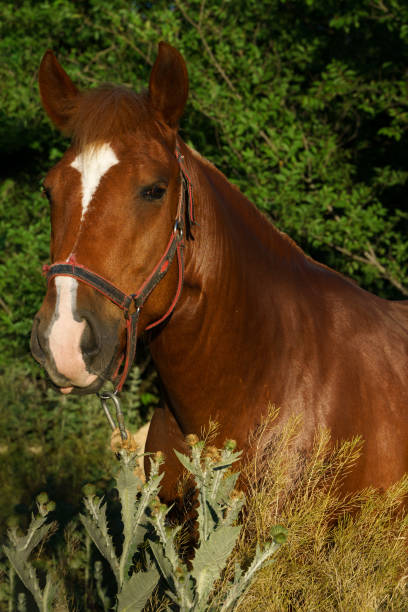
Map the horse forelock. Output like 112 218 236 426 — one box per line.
66 85 162 151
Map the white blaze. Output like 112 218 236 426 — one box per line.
71 142 119 222
48 277 97 386
47 143 118 387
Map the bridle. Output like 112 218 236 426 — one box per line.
43 148 195 396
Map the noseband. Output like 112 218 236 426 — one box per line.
43 149 194 392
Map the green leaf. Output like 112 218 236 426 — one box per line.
148 538 175 591
192 525 240 602
117 565 159 612
174 449 195 473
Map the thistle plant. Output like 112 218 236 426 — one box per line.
3 438 287 611
3 492 58 612
80 446 163 611
146 437 287 611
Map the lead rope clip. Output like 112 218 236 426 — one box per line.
98 391 128 442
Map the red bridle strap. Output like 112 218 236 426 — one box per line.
43 152 193 392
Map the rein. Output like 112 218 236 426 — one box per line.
43 149 194 404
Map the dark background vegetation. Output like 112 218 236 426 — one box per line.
0 0 407 603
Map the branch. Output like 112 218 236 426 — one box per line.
321 240 408 297
175 0 241 98
0 297 12 317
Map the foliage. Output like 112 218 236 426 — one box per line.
235 411 408 610
145 437 283 612
2 438 287 611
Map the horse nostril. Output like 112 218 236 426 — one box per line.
80 314 101 357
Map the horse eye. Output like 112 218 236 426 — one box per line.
141 185 166 201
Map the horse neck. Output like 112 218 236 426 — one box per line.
148 141 305 432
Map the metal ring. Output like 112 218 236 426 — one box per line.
174 220 183 239
98 389 118 400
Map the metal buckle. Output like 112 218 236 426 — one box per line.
173 219 183 239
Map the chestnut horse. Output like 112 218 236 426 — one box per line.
31 43 408 502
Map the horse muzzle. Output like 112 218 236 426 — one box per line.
30 306 121 395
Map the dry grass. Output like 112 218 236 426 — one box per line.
221 409 408 611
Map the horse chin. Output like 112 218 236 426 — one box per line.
52 377 104 396
44 343 123 395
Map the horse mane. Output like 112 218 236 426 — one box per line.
65 85 154 150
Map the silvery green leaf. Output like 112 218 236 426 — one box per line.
148 538 175 591
174 449 194 474
117 564 159 612
80 511 120 585
192 525 240 603
8 515 52 562
3 545 59 611
212 450 242 471
219 540 282 611
117 464 147 581
216 472 240 503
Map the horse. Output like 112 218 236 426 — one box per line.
31 42 408 503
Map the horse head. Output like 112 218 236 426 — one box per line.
31 43 190 395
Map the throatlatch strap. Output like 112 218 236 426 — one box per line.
117 310 140 392
43 147 195 392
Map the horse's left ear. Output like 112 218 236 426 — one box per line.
149 42 189 128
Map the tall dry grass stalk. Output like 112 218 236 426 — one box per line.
230 408 408 611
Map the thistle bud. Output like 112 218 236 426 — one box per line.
204 446 221 462
150 499 161 515
185 434 199 447
154 451 164 463
82 484 97 498
175 564 185 578
46 501 56 513
224 439 237 451
36 492 49 505
270 524 288 545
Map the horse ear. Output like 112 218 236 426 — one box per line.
38 50 79 131
149 42 189 128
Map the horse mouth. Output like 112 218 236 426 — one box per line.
50 349 122 395
51 376 104 396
